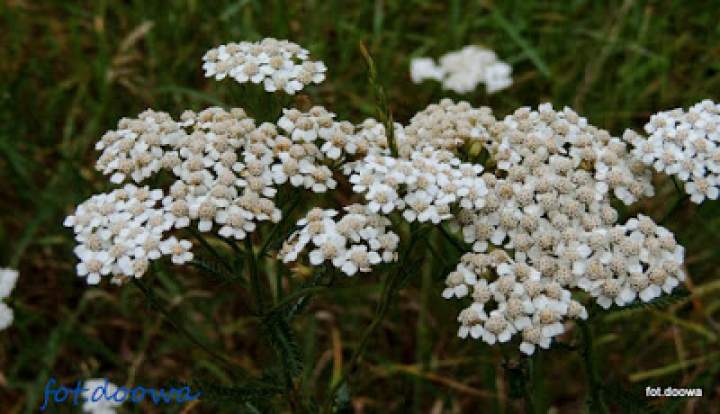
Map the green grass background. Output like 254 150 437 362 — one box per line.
1 0 719 412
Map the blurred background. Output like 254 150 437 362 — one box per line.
1 0 719 412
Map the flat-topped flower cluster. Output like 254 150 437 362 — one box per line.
281 205 399 276
64 185 193 285
202 38 326 95
65 38 710 355
625 99 720 203
410 45 512 94
68 99 401 283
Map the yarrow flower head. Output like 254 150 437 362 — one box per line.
64 184 193 284
445 251 586 355
424 101 685 353
487 103 655 205
625 99 720 203
578 215 685 308
399 99 495 156
70 101 390 284
343 147 488 223
410 45 512 94
95 109 182 184
409 57 444 84
0 267 19 331
280 205 399 276
202 38 327 94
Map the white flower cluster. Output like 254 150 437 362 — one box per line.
457 165 621 254
410 45 512 94
0 268 19 331
281 205 399 276
399 99 495 155
64 185 194 285
273 107 347 192
202 38 327 94
579 215 685 308
95 109 183 184
405 101 687 353
163 107 281 239
344 147 488 223
447 214 684 354
409 58 444 83
626 99 720 203
445 251 586 355
488 103 655 205
82 379 123 414
71 102 399 283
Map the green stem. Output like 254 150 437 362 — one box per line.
579 321 609 414
259 191 302 258
437 223 469 252
265 286 328 316
189 259 247 287
245 236 265 314
524 353 547 414
413 245 433 413
502 352 537 414
322 275 398 412
671 176 683 195
188 227 234 273
221 236 243 259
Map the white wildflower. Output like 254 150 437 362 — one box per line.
160 237 194 264
0 268 17 331
626 100 720 204
445 253 581 353
64 185 196 283
0 267 19 299
281 205 398 275
0 302 13 331
202 38 326 94
410 46 512 94
409 57 444 83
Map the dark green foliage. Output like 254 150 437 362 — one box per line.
264 316 304 379
191 256 243 284
175 378 283 411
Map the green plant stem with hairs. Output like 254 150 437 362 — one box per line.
188 227 234 273
245 236 265 315
501 347 538 414
248 217 305 412
259 188 302 259
265 286 329 316
321 271 400 413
